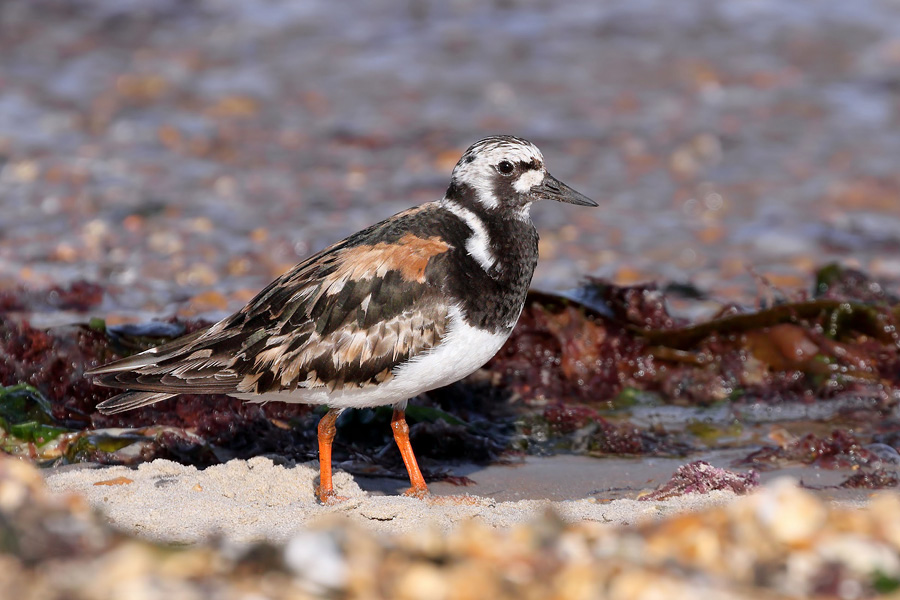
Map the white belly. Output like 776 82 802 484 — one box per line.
231 306 510 409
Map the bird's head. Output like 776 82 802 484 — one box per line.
447 135 597 216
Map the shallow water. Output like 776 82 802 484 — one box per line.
359 453 876 504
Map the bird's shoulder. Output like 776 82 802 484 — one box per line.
238 202 462 326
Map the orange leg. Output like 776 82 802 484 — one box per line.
316 408 348 504
391 407 430 498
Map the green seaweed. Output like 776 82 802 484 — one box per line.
0 384 79 461
64 433 142 463
0 384 54 425
609 387 661 410
0 384 75 446
87 317 107 332
686 419 743 445
8 422 70 445
815 263 847 297
872 572 900 594
404 405 468 427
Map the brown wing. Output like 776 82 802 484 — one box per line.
90 210 454 399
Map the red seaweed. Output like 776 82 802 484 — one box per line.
1 269 899 479
640 460 759 501
0 281 104 313
837 469 899 489
739 429 882 470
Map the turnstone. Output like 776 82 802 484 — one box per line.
88 135 597 503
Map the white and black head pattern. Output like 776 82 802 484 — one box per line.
446 135 596 217
449 135 546 213
439 135 596 276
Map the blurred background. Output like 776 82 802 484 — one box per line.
2 7 900 594
1 0 899 322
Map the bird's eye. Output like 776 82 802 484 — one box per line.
497 160 514 175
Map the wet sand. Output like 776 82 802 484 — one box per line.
44 455 870 544
379 453 866 502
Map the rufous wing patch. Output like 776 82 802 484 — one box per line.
323 233 450 294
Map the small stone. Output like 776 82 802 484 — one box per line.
753 478 826 546
93 477 134 487
395 564 448 600
285 530 347 592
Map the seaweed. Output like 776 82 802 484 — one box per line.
639 461 759 501
511 403 691 457
0 268 898 481
491 265 900 412
738 429 882 470
0 384 76 459
837 469 899 489
636 299 892 349
0 280 104 313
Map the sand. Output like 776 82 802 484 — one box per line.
44 457 747 544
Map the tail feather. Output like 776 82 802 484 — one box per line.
85 325 240 400
85 328 209 376
95 391 176 415
84 348 162 375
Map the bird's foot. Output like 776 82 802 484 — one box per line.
316 487 350 505
401 485 430 499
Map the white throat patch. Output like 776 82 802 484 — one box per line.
443 201 498 273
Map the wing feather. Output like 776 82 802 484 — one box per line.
88 206 455 401
96 391 177 415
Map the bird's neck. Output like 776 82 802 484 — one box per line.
441 184 539 332
442 183 539 279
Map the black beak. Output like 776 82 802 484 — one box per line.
534 173 598 207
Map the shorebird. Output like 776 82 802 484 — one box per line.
88 135 597 503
